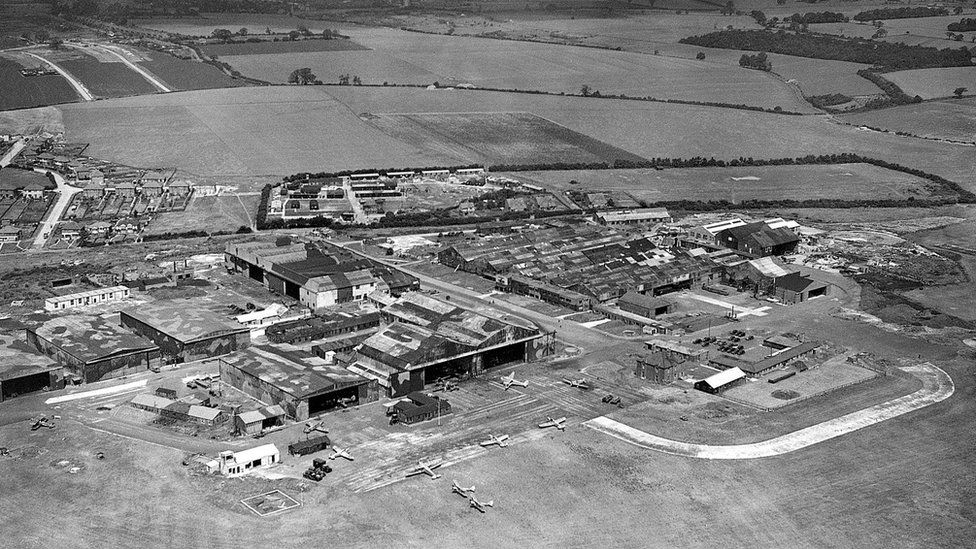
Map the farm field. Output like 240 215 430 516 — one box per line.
0 57 78 111
840 98 976 142
59 87 454 177
367 112 648 167
131 14 342 36
57 56 158 98
221 26 818 112
0 167 55 190
810 16 976 49
506 163 945 203
202 38 367 56
145 193 258 235
326 86 976 189
881 67 976 100
137 53 247 91
53 85 976 187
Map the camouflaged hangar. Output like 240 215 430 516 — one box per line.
119 301 250 364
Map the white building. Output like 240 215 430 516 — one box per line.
596 208 672 226
209 443 281 477
299 269 378 311
44 286 130 312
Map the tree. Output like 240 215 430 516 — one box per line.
580 84 590 96
297 25 311 36
265 27 271 35
322 29 333 39
49 38 64 50
212 28 233 41
288 68 317 85
352 75 362 85
35 30 50 42
696 51 706 60
954 87 968 98
238 28 248 36
288 30 300 41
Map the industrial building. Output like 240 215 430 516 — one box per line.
44 286 130 312
390 391 452 424
120 302 250 363
349 293 553 397
596 208 672 226
716 221 799 258
694 367 746 394
0 329 64 402
234 405 286 436
709 340 822 376
219 344 377 421
265 311 380 344
130 393 227 425
774 272 830 304
26 314 160 383
224 240 418 312
617 292 675 318
728 257 793 293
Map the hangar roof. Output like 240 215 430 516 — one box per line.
0 329 60 381
122 301 248 343
221 345 366 399
29 314 158 364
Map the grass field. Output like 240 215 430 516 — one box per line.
810 15 976 50
368 112 647 166
145 193 258 235
507 163 943 203
219 26 817 112
59 87 453 177
840 98 976 142
137 53 247 91
202 38 367 56
57 56 159 98
881 67 976 100
0 57 79 111
131 14 341 36
54 85 976 189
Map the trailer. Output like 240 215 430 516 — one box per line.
288 434 331 456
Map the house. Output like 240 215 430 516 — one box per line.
167 180 191 196
85 221 112 238
114 218 141 235
716 221 799 257
0 226 22 243
774 272 829 304
90 169 105 186
58 221 81 240
21 182 46 199
81 180 105 199
115 181 137 197
140 179 165 197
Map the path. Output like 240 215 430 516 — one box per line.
25 52 94 101
0 138 26 167
91 44 172 93
585 362 953 459
680 291 771 317
31 169 82 250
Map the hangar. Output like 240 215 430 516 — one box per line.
26 314 160 383
694 367 746 394
0 329 64 402
120 301 250 363
351 293 553 397
219 344 377 421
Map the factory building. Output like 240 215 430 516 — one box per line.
224 240 418 312
617 291 674 318
26 314 160 383
0 329 64 402
265 311 381 344
716 221 799 258
596 208 672 226
774 272 830 305
119 302 250 363
350 293 553 397
44 286 130 312
219 344 378 421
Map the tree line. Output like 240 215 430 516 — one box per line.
679 29 972 70
947 19 976 32
852 7 948 21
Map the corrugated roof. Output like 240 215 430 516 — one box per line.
31 314 158 364
122 301 248 343
701 367 746 389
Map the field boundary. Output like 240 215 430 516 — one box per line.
584 362 953 459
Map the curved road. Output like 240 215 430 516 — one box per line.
92 44 172 93
585 362 954 459
25 52 94 101
32 169 82 250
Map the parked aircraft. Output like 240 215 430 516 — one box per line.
29 417 55 431
479 434 510 448
469 497 494 513
538 416 567 431
452 480 475 497
329 446 354 461
500 372 529 390
562 378 590 390
303 421 328 434
405 459 443 479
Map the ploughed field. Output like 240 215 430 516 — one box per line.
840 98 976 143
507 163 946 204
137 53 248 91
366 112 647 167
58 57 158 98
0 57 79 110
217 26 818 113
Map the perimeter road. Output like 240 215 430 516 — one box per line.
0 138 26 167
25 52 94 101
31 169 83 250
585 362 953 459
92 44 172 93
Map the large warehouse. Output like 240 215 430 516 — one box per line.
0 328 64 401
120 301 250 363
350 293 554 397
224 240 418 311
219 344 378 421
26 314 160 383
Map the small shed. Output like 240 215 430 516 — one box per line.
390 392 452 425
694 367 746 394
235 404 286 436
